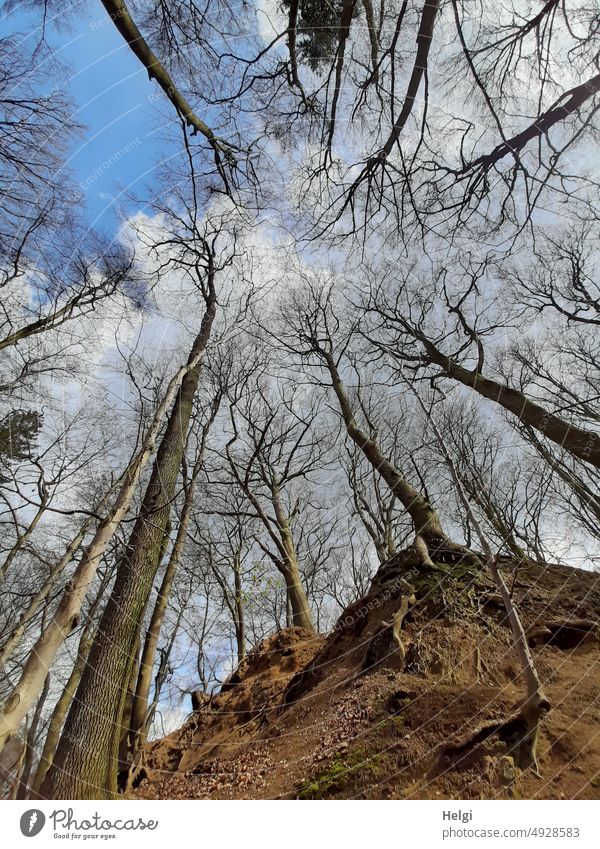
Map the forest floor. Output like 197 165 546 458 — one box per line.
132 553 600 800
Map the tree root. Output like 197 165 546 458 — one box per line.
360 592 417 675
429 698 550 778
414 533 483 572
527 619 599 648
120 748 148 795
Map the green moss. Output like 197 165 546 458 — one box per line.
297 746 396 799
298 756 353 799
388 714 407 728
378 698 411 731
410 564 486 620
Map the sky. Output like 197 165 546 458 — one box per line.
1 1 176 235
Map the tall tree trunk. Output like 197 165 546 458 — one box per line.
232 552 246 664
117 635 141 780
322 351 448 546
29 568 111 797
283 560 314 632
127 526 173 755
129 392 219 755
228 454 316 633
272 487 315 632
416 333 600 469
42 292 216 800
0 313 215 754
30 622 94 798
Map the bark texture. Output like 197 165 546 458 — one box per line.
0 319 214 754
30 622 94 797
128 394 220 754
41 294 216 799
322 351 448 544
419 336 600 469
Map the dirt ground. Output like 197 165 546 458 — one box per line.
132 553 600 800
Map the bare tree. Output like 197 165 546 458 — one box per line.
0 35 79 273
190 494 255 667
0 213 228 759
276 279 463 563
128 384 223 756
218 354 331 633
40 217 228 798
362 260 600 468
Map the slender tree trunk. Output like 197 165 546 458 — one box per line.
417 334 600 468
206 541 246 666
272 487 315 632
0 480 120 672
144 608 185 740
0 536 84 673
460 479 526 560
0 498 48 584
322 351 448 544
384 521 396 561
232 553 246 664
16 673 50 799
42 293 216 799
411 385 549 770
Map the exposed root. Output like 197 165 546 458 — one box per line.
527 619 599 648
415 533 483 572
381 593 417 646
475 647 483 681
413 534 436 569
191 690 215 711
430 698 550 778
121 748 148 795
361 592 417 675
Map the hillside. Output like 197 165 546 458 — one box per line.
129 551 600 800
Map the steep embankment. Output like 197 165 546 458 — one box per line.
132 551 600 800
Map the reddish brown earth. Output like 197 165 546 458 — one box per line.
132 551 600 800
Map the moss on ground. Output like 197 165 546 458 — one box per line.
410 563 487 620
297 745 396 799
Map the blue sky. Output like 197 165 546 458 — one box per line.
1 1 176 235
